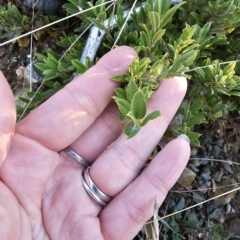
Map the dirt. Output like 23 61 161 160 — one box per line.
0 43 29 89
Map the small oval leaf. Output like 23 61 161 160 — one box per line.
116 99 131 116
131 90 147 119
124 122 140 139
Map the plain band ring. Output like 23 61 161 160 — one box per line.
82 167 112 206
84 167 112 202
82 180 107 206
64 147 90 168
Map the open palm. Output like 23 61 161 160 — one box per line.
0 46 190 240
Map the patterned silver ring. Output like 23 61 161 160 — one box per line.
64 147 90 168
82 166 112 206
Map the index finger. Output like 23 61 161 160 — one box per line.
16 46 137 151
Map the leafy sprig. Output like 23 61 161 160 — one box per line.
15 0 240 145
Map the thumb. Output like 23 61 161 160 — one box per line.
0 71 16 166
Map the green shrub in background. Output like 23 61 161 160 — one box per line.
13 0 240 145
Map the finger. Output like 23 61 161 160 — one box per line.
100 136 190 240
90 77 187 196
16 46 137 151
0 71 16 166
68 100 123 163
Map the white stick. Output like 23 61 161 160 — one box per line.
80 0 181 63
80 2 146 63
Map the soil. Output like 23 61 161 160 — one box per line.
0 43 29 89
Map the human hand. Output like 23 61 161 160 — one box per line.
0 46 190 240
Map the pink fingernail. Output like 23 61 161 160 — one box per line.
178 134 190 144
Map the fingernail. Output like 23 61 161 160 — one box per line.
178 134 190 144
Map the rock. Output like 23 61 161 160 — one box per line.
178 167 197 186
226 203 232 213
199 182 210 193
24 63 44 83
221 161 233 174
176 196 185 210
189 164 199 173
190 148 198 157
16 66 25 79
24 0 64 15
209 208 225 223
214 170 223 182
192 192 203 204
210 145 222 158
169 112 184 129
167 199 177 213
216 138 225 148
14 87 30 107
201 171 212 181
187 211 198 221
214 176 239 206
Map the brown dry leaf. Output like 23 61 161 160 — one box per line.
18 37 30 48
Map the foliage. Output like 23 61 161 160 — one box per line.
14 0 240 145
205 224 230 240
0 2 31 40
0 3 60 41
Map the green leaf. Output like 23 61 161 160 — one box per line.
43 69 58 75
187 113 206 128
115 99 131 116
119 111 128 122
71 59 87 73
89 18 105 30
44 80 55 88
228 101 238 111
190 97 203 113
152 29 166 45
229 91 240 97
111 73 129 83
141 110 161 126
181 24 197 41
160 1 185 29
12 5 22 22
184 51 198 67
141 86 150 102
123 122 140 139
35 62 48 72
97 11 106 22
87 2 98 17
191 138 201 147
138 58 150 77
140 31 149 47
131 90 147 119
54 81 62 89
149 11 160 31
213 111 223 119
44 74 59 81
115 87 127 99
155 0 172 15
187 131 201 141
47 57 59 69
19 97 30 103
126 80 138 102
188 87 199 98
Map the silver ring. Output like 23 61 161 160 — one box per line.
82 167 112 206
82 180 107 206
64 147 90 168
84 167 112 202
